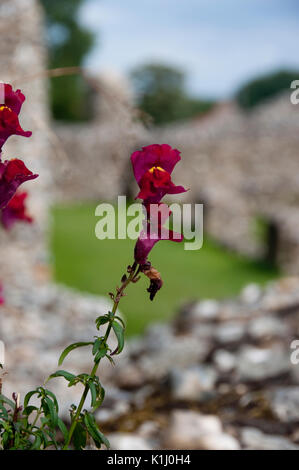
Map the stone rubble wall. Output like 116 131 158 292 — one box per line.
53 72 147 203
150 96 299 273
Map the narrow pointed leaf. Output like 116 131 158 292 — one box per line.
0 394 15 409
46 370 76 384
73 422 87 450
84 412 110 449
57 418 68 443
111 320 124 355
43 397 58 428
58 342 93 366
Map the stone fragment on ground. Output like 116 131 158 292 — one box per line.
163 410 240 450
168 365 217 402
241 427 299 450
267 387 299 423
236 345 290 381
107 433 154 450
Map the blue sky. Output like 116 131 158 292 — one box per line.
80 0 299 99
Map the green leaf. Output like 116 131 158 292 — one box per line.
46 370 76 384
40 431 52 449
111 320 125 355
114 315 126 329
44 389 59 412
94 349 107 362
42 427 58 450
73 422 87 450
95 315 109 330
24 390 39 408
43 397 58 428
105 354 115 366
92 338 103 355
0 404 9 419
96 386 105 409
31 433 42 450
58 342 93 366
94 347 108 363
0 394 15 409
83 412 110 449
57 418 68 444
23 405 38 417
2 430 10 448
88 381 98 408
93 339 108 363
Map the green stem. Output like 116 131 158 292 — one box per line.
63 262 137 450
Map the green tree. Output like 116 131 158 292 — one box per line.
40 0 96 121
131 63 214 126
236 69 299 110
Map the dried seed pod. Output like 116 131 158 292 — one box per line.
140 263 163 300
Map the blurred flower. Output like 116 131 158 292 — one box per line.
1 84 27 115
1 191 33 230
0 105 32 151
134 203 183 265
0 159 38 209
0 283 4 306
0 84 31 151
131 144 187 204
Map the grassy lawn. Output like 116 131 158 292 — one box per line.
50 202 280 336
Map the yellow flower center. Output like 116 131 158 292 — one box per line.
0 105 11 112
149 166 165 174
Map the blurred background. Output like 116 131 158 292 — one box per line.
1 0 299 450
44 0 299 334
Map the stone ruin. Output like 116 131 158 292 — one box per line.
50 64 299 275
53 70 146 202
151 96 299 273
56 77 299 274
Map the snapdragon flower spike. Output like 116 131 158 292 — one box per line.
0 159 38 210
134 203 183 265
1 191 33 230
0 84 32 151
131 144 187 204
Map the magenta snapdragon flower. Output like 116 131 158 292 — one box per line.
0 159 38 210
0 84 38 210
131 144 187 204
1 191 33 230
0 84 32 151
130 144 187 300
0 283 4 306
134 203 183 265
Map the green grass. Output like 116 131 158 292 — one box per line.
50 202 280 336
